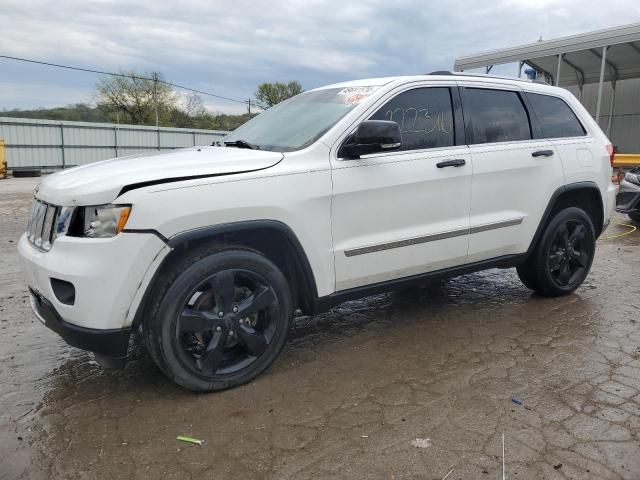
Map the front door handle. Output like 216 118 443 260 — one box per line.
436 159 466 168
532 149 554 157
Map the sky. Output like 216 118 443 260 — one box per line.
1 0 640 115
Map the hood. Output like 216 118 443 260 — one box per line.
35 146 284 206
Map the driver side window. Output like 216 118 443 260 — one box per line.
370 87 454 151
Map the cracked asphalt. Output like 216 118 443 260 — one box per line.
1 177 640 479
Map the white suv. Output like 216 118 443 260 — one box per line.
19 73 617 391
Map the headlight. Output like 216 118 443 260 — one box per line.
54 207 74 239
625 172 640 186
56 204 131 239
82 205 132 238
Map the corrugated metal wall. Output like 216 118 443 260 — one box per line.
565 78 640 153
0 117 229 169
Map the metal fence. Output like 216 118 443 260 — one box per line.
0 117 229 170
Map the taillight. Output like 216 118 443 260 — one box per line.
606 144 615 167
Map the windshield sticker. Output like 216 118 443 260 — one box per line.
337 86 378 105
338 86 378 96
343 94 364 105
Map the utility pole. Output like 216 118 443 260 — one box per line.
153 72 159 127
247 98 251 115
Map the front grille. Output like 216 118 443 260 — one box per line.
26 200 59 251
617 192 638 207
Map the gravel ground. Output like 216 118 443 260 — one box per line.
1 177 640 480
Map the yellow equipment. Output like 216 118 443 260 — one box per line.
0 139 6 179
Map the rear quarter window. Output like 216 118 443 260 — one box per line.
525 92 586 139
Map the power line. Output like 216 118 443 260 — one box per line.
0 54 249 104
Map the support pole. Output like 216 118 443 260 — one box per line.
555 54 562 86
153 72 159 128
518 61 523 78
60 123 66 169
607 81 616 136
595 46 608 123
114 125 119 157
153 72 161 151
576 75 583 101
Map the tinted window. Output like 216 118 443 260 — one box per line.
370 88 454 151
463 88 531 144
526 93 586 138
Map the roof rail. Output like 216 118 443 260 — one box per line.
427 70 549 85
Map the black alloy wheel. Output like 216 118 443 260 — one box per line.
144 247 293 392
547 219 591 288
176 269 279 377
516 207 595 297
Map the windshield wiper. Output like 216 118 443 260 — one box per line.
224 139 260 150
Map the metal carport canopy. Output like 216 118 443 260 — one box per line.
454 22 640 85
453 22 640 123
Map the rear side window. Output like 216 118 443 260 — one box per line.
462 88 531 144
526 93 586 138
369 87 454 151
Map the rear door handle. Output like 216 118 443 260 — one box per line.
532 149 554 157
436 159 466 168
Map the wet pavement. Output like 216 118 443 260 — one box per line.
1 177 640 479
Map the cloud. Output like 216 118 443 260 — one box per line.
1 0 639 112
0 82 94 110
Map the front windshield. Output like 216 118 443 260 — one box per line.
224 87 377 152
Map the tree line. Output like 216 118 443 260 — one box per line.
1 74 302 131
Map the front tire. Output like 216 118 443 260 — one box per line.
144 247 293 392
517 207 595 297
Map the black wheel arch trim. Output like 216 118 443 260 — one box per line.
131 220 319 327
526 181 604 256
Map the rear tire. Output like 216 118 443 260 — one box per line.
144 246 293 392
517 207 595 297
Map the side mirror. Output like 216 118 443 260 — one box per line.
339 120 402 159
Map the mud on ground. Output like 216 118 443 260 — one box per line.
1 177 640 479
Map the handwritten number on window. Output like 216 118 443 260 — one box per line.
384 107 450 135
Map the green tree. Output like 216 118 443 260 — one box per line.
169 93 207 128
96 72 177 125
255 81 303 108
4 73 280 131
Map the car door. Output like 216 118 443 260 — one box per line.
330 84 473 292
524 90 600 186
458 83 565 263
